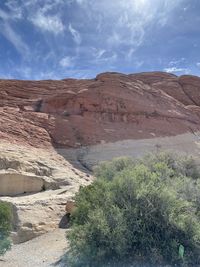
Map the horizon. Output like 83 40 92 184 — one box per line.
0 70 198 82
0 0 200 80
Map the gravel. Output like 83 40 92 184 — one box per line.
0 229 68 267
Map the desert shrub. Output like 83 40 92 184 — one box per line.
93 157 134 181
139 152 200 180
0 202 12 256
67 153 200 267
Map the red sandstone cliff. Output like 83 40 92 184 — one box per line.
1 71 200 148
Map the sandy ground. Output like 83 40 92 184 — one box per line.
0 229 68 267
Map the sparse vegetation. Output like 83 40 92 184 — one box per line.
0 202 12 256
66 153 200 267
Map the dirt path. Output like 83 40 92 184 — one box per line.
0 229 68 267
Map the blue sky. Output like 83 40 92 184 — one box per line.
0 0 200 80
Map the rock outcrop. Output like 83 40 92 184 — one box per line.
1 71 200 243
0 143 92 243
1 72 200 149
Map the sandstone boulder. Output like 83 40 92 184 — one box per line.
65 200 76 214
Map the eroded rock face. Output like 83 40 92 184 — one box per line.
0 173 44 196
1 72 200 149
0 143 93 243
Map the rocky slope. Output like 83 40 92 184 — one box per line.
1 71 200 243
0 143 92 243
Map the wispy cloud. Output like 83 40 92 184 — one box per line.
0 0 189 80
91 49 117 64
75 0 86 5
4 0 23 19
169 58 186 66
95 49 106 59
164 57 189 74
84 0 184 60
0 8 29 56
59 56 74 68
2 23 29 56
68 23 82 45
6 0 65 34
0 8 9 20
126 48 136 61
135 60 144 68
30 12 64 34
164 67 189 73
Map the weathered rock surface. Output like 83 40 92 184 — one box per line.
62 132 200 171
1 72 200 149
0 143 93 243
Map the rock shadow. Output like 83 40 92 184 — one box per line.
59 214 70 229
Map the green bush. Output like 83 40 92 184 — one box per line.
67 154 200 267
0 202 12 256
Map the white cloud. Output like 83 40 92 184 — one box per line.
164 67 189 73
30 13 64 34
0 0 187 79
83 0 184 52
2 0 184 57
169 58 186 66
2 23 29 56
196 63 200 67
76 0 86 5
0 8 9 20
164 57 189 74
96 49 106 59
59 56 73 67
5 1 65 34
92 51 117 64
91 48 106 59
5 0 23 19
68 23 82 45
0 8 29 56
135 60 144 68
104 52 117 62
126 48 136 61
